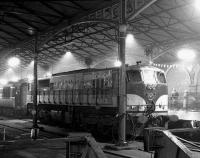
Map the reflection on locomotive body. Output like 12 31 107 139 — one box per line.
0 64 169 137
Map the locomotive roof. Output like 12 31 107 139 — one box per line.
52 67 118 77
52 64 164 77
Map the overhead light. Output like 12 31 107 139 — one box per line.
27 27 35 35
8 57 20 67
126 33 135 45
177 48 196 61
27 74 33 83
194 0 200 11
30 60 34 65
65 51 72 57
0 79 7 85
114 60 122 67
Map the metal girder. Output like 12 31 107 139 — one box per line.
69 1 88 11
0 35 13 44
76 38 106 55
71 44 94 58
140 14 178 40
7 12 40 31
88 34 114 51
2 19 30 36
0 27 21 40
130 2 192 23
14 2 54 25
39 1 68 18
127 0 158 21
154 3 197 35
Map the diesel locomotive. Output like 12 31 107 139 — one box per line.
0 64 171 137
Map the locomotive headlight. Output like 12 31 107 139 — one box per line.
147 92 155 100
146 84 156 90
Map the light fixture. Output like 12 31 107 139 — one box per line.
194 0 200 11
27 27 35 35
30 60 34 65
27 74 33 83
114 60 122 67
126 33 135 45
177 48 196 61
8 57 20 67
65 51 72 57
0 79 7 85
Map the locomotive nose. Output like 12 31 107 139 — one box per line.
145 84 156 101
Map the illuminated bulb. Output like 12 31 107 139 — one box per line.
27 74 33 82
30 60 34 65
0 79 7 85
65 51 72 57
177 49 196 61
114 60 122 67
194 0 200 11
8 57 20 67
126 34 134 44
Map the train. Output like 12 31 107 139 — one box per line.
0 64 179 137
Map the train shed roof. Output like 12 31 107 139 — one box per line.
0 0 199 74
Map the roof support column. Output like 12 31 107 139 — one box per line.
118 0 127 145
31 33 39 140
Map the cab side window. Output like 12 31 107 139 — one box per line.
127 70 142 82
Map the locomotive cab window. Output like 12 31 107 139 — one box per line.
156 71 166 83
126 70 142 82
142 69 156 84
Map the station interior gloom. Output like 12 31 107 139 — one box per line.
0 0 200 158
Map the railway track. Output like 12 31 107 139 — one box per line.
0 121 64 141
176 136 200 152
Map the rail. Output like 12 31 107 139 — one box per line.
143 127 200 158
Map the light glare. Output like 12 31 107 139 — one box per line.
114 60 122 67
65 51 72 58
126 34 134 44
45 72 52 78
194 0 200 10
11 76 19 82
8 57 20 67
30 60 34 65
0 79 7 85
27 74 33 82
177 49 196 61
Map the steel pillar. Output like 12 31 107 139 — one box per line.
118 0 127 145
32 34 39 139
